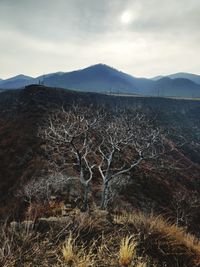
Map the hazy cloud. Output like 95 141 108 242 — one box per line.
0 0 199 78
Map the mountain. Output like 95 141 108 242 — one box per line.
152 73 200 86
40 64 142 94
35 64 200 97
167 72 200 85
0 74 33 89
152 77 200 98
0 64 200 98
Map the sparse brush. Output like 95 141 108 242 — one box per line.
119 235 137 267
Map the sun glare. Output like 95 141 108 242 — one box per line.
120 11 132 24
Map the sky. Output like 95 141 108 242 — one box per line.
0 0 200 79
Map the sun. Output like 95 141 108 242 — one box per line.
120 11 132 24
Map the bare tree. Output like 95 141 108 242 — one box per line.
17 173 77 203
172 190 200 228
40 105 100 211
40 105 164 210
96 112 164 209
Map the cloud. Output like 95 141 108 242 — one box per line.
0 0 199 78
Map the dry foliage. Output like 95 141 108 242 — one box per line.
1 210 200 266
114 211 200 266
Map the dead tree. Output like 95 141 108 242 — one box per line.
40 105 99 211
96 112 164 209
172 190 200 228
17 173 77 204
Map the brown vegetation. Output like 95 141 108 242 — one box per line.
0 86 200 266
1 210 200 266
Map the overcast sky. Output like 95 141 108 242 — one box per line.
0 0 199 79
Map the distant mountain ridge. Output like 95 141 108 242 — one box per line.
0 74 33 89
153 72 200 85
167 73 200 85
0 64 200 98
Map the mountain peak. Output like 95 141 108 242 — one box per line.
13 74 32 80
83 63 116 72
6 74 33 81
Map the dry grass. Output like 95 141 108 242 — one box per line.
114 211 200 266
62 232 75 264
119 235 137 266
1 210 200 266
62 232 95 267
0 221 38 267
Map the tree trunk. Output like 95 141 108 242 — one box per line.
101 180 109 210
82 183 89 212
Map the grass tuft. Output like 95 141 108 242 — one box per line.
119 235 137 266
62 232 75 265
62 232 95 267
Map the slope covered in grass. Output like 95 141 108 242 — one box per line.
1 211 200 267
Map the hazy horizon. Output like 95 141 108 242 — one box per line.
0 0 199 79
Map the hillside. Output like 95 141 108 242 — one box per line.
1 85 200 266
0 85 200 231
2 211 200 267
